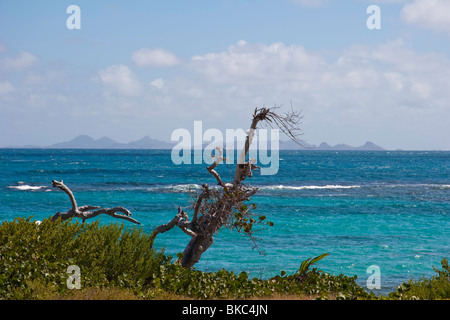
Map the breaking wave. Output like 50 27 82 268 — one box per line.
260 185 361 190
7 182 448 193
7 184 50 191
146 184 202 193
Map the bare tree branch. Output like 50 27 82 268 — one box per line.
192 184 210 225
149 207 197 245
51 180 140 224
207 147 226 187
52 180 77 210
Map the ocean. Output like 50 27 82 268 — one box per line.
0 148 449 295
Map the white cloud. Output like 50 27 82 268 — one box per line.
2 51 38 70
358 0 408 3
0 81 14 95
410 81 432 99
99 64 142 96
132 48 181 67
191 40 324 85
2 40 450 150
401 0 450 34
186 39 450 148
383 72 405 91
293 0 408 7
290 0 328 7
190 40 450 104
150 78 165 90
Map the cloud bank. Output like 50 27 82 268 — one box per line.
1 50 38 70
401 0 450 34
1 38 450 149
99 64 142 96
132 48 181 67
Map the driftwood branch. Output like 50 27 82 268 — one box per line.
51 180 140 224
52 180 78 210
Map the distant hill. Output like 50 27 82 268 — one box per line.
46 135 175 149
279 140 384 151
316 141 384 151
125 136 174 149
3 135 384 151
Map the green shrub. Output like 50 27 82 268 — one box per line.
1 217 447 300
389 258 450 300
152 253 370 300
0 217 165 299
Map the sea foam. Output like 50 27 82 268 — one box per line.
260 185 361 190
7 185 48 191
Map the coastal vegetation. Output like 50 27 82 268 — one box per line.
1 218 448 300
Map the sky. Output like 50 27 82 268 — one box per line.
1 0 450 150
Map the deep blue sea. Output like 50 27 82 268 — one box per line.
0 149 449 295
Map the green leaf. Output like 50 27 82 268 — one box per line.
299 258 312 274
238 272 248 280
298 253 329 276
310 253 330 265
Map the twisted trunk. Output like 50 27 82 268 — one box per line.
181 235 214 268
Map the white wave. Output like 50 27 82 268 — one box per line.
8 185 47 191
147 183 202 193
381 183 450 189
261 185 360 191
166 184 202 192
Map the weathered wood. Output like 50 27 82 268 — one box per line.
51 180 140 224
181 234 214 268
207 147 225 187
149 207 194 245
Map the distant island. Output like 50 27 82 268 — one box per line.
47 135 174 149
3 134 385 150
279 140 385 151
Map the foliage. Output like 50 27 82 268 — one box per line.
388 258 450 300
0 217 165 299
0 218 447 300
298 253 330 277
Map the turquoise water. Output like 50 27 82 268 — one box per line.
0 149 449 294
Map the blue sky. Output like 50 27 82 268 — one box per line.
1 0 450 149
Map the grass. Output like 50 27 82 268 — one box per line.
0 217 448 300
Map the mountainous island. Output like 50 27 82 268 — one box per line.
279 139 384 151
3 135 385 150
47 135 174 149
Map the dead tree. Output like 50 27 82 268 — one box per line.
51 180 140 224
150 106 302 268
